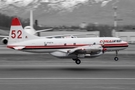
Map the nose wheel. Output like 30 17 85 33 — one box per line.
114 51 119 61
114 57 119 61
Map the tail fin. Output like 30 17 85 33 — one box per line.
8 18 38 45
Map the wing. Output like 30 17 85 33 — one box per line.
35 28 53 33
60 45 103 54
50 45 106 58
0 35 9 38
0 29 9 35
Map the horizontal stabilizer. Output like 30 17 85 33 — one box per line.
13 46 25 50
0 35 8 38
35 28 53 33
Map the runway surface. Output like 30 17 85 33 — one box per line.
0 44 135 90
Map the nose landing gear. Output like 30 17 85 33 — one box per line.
114 57 119 61
114 51 119 61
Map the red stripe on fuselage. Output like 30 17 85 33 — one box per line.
103 43 128 47
7 44 87 49
7 43 128 49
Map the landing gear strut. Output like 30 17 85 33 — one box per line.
72 59 81 65
114 51 119 61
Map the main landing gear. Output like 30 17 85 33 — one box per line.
72 58 81 65
114 51 119 61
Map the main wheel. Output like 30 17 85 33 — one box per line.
75 59 81 65
114 57 119 61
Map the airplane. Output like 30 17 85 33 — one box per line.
7 18 128 64
0 10 52 44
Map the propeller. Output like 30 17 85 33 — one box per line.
101 40 106 53
102 48 107 53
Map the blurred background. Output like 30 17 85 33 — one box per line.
0 0 135 43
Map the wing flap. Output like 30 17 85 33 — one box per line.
35 28 53 33
50 45 105 58
58 45 103 54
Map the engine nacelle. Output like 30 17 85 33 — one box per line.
1 37 8 44
77 51 103 58
50 51 68 57
50 51 76 58
50 50 103 59
89 51 103 58
50 45 105 58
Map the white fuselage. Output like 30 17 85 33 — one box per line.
8 37 128 53
6 17 129 63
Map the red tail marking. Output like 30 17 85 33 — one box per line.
11 18 21 26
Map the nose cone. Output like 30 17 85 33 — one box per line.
123 41 128 47
126 43 128 47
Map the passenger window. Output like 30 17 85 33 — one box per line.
64 43 66 46
55 36 62 38
44 43 47 46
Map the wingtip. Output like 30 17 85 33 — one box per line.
11 18 21 26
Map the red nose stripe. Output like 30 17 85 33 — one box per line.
11 18 21 26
